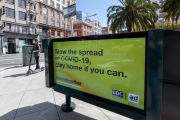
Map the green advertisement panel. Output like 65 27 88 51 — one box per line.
53 38 146 110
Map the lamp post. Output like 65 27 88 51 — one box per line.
159 12 168 29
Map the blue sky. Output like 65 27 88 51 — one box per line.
76 0 121 27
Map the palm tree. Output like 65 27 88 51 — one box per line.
161 0 180 26
107 0 160 33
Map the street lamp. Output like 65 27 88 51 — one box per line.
159 12 168 29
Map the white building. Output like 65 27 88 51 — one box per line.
0 0 39 54
90 20 102 35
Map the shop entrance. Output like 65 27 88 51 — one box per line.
8 43 16 54
8 39 16 54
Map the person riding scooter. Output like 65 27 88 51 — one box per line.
31 38 40 70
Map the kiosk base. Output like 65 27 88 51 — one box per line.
61 95 75 112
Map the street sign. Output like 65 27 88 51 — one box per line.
63 4 76 18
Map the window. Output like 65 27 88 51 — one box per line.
66 1 69 6
57 22 60 27
67 25 69 29
43 0 47 3
57 13 60 19
15 25 18 32
19 11 26 20
5 23 11 31
6 0 14 4
84 31 86 35
29 27 35 34
5 7 15 18
56 4 60 9
51 30 54 36
18 0 26 8
57 31 60 36
10 24 15 32
51 20 54 26
62 0 65 4
29 2 35 10
62 6 65 10
7 23 18 32
43 8 47 14
50 1 54 7
62 24 65 28
50 10 54 16
62 14 64 20
79 25 81 28
19 26 23 33
29 14 36 21
43 18 48 24
84 25 86 29
22 26 27 33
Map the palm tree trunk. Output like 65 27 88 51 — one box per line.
172 18 174 29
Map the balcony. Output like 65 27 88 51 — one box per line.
26 0 38 4
28 21 38 25
26 7 38 15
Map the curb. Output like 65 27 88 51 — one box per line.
0 62 45 74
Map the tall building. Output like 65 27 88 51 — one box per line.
90 20 102 35
76 11 82 20
38 0 73 42
0 0 39 54
73 20 92 37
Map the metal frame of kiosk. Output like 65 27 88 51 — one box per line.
44 29 164 120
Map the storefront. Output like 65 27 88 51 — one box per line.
3 32 38 54
7 39 16 54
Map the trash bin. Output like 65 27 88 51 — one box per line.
22 45 36 66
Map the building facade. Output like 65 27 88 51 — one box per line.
101 26 112 35
76 11 82 20
0 0 39 54
38 0 74 39
73 20 92 37
90 20 102 35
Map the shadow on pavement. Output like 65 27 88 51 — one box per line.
1 102 96 120
3 73 26 78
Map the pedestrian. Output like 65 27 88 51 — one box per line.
31 38 40 70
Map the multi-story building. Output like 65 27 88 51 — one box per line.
38 0 76 52
73 20 92 37
76 11 82 20
102 26 112 35
0 0 39 54
38 0 73 40
90 20 102 35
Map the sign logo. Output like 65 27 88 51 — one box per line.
128 93 139 104
112 89 123 98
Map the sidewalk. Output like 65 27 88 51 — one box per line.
0 63 132 120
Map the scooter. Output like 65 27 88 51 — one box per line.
26 51 44 76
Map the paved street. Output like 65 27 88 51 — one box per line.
0 63 132 120
0 53 44 69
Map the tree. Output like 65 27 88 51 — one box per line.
161 0 180 26
155 21 180 30
107 0 160 33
